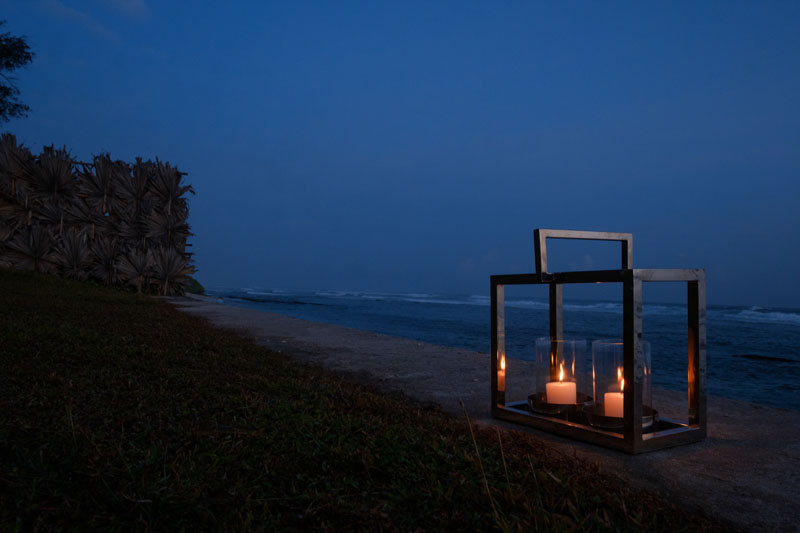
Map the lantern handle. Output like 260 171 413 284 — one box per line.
533 229 633 274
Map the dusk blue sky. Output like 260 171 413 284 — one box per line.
3 1 799 307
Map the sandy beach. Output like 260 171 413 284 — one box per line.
176 294 800 531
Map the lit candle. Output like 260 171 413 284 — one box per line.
604 367 625 417
546 363 576 404
498 354 506 391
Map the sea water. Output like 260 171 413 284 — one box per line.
206 288 800 410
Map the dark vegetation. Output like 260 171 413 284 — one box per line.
0 20 33 123
0 268 726 531
183 275 204 294
0 134 195 295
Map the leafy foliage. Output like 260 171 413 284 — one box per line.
0 269 729 531
0 20 34 122
0 133 195 293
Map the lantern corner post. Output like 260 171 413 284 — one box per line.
491 277 506 408
688 270 707 434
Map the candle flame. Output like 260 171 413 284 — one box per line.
500 354 505 371
617 366 624 392
559 362 564 382
621 378 625 392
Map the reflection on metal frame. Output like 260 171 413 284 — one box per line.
491 229 706 454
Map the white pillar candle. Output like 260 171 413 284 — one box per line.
604 392 624 417
604 370 625 417
546 380 576 404
546 362 576 404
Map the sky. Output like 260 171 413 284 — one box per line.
2 1 800 307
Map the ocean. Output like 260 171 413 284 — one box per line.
206 287 800 410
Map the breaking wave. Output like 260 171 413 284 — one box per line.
212 287 800 327
724 308 800 326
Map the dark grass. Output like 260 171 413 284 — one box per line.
0 268 728 531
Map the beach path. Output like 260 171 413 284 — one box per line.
175 294 800 532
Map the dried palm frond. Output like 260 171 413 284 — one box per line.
116 248 151 293
0 133 33 198
118 210 152 253
54 229 91 280
0 220 15 268
0 193 25 230
0 219 14 242
0 135 34 224
151 159 193 216
28 145 77 206
94 211 121 242
89 235 120 286
79 154 126 215
5 224 56 273
150 245 195 296
36 201 72 237
65 197 99 239
116 157 154 215
146 208 192 249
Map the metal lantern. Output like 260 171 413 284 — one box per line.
490 229 706 454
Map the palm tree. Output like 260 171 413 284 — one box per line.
150 245 195 296
54 228 90 280
5 224 56 273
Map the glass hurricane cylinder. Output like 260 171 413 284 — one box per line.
533 337 589 407
590 340 654 427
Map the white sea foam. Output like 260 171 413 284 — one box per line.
314 290 358 297
505 299 549 310
565 302 622 312
245 290 279 296
233 287 800 326
725 308 800 326
400 296 480 306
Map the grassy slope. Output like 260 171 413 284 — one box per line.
0 268 725 531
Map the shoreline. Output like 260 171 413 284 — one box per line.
176 293 800 531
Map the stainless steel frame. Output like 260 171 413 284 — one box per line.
491 229 706 454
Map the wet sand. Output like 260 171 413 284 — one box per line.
175 294 800 532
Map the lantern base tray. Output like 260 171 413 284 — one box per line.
527 393 593 420
514 400 670 434
583 404 658 431
496 400 703 453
